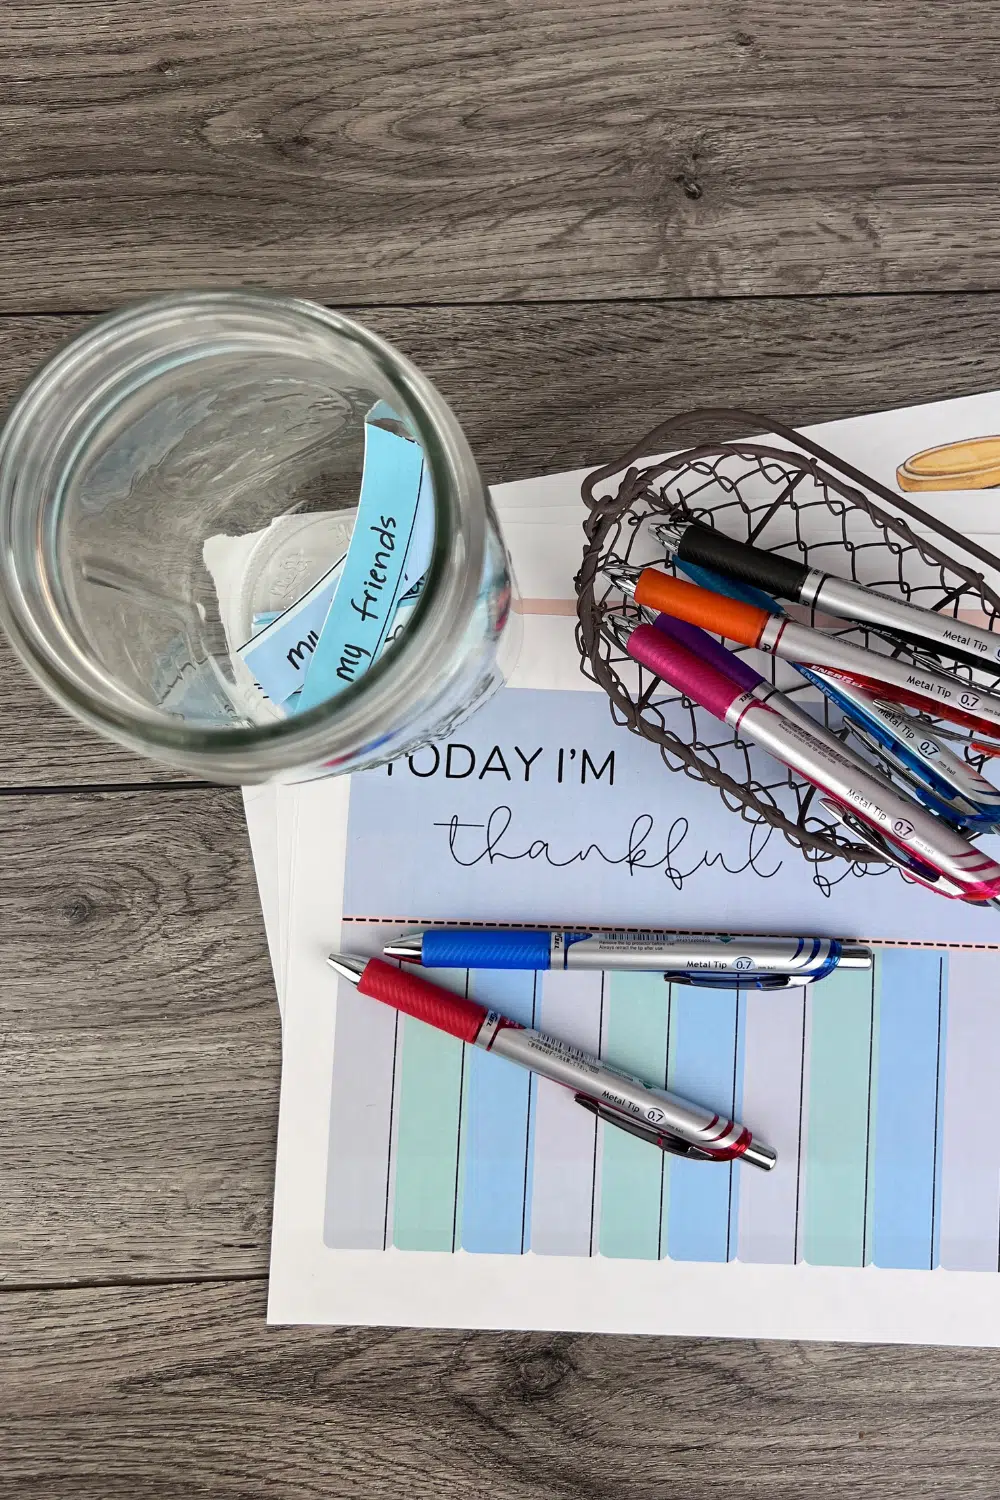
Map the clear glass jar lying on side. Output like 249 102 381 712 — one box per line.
0 293 518 782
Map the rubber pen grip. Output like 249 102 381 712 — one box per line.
677 521 812 601
358 956 488 1042
652 613 764 693
634 569 769 648
627 623 743 722
421 929 552 969
675 560 784 615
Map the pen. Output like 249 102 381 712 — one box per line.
607 562 1000 742
653 515 1000 673
648 562 1000 828
802 667 1000 830
328 953 776 1169
384 928 872 984
608 614 1000 903
648 609 903 777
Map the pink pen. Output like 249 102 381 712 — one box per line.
649 611 880 763
617 619 1000 905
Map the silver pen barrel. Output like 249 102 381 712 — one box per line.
810 669 1000 811
479 1013 774 1168
805 572 1000 673
760 615 1000 736
724 691 1000 900
556 931 870 975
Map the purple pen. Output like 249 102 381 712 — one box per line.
649 611 867 761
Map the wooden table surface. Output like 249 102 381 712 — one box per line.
5 3 1000 1495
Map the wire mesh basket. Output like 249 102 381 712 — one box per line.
575 408 1000 875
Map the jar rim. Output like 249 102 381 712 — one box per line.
0 292 489 779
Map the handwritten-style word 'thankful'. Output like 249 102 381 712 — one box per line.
429 803 890 896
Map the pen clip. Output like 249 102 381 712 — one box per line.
818 797 972 898
868 707 1000 761
669 970 799 990
573 1094 719 1162
840 718 980 825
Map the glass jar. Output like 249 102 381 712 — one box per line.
0 293 517 782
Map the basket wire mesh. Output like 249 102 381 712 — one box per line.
575 409 1000 877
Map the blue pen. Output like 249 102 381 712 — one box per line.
798 668 1000 831
665 550 1000 829
383 929 871 986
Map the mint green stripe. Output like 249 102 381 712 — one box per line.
598 972 670 1260
392 1008 465 1251
660 985 677 1254
802 964 875 1267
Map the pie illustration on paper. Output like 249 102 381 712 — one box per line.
897 436 1000 491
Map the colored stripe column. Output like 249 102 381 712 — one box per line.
324 976 399 1248
939 950 1000 1271
391 967 468 1251
664 986 740 1263
737 986 808 1265
528 969 604 1256
871 951 945 1270
801 963 876 1267
598 972 670 1260
460 969 538 1254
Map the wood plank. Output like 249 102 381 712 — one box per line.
3 296 1000 786
6 1 1000 308
4 1280 1000 1499
0 786 278 1285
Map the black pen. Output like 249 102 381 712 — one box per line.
653 516 1000 673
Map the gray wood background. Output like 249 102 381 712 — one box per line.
4 3 1000 1494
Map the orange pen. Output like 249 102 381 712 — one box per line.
607 562 1000 741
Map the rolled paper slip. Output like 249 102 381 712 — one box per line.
615 617 1000 905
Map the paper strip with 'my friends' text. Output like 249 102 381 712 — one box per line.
295 423 426 712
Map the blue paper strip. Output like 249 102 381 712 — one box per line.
460 969 537 1253
238 557 346 704
297 424 426 712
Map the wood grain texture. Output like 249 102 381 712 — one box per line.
4 294 1000 787
0 786 278 1285
4 1280 1000 1500
5 0 1000 1473
6 1 1000 309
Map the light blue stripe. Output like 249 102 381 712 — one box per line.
297 423 424 711
664 986 739 1263
872 951 944 1269
932 958 948 1269
460 969 537 1253
523 1073 538 1252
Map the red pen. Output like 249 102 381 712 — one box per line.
328 954 776 1169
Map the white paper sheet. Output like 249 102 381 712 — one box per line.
256 392 1000 1342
